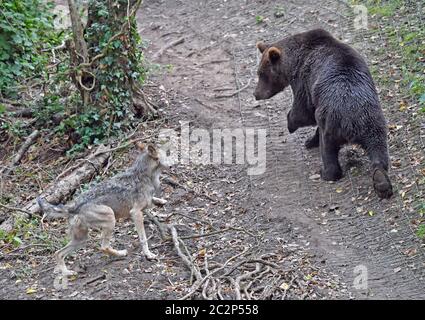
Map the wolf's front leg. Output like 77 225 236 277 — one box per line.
131 207 157 260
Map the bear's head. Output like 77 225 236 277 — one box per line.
254 42 289 100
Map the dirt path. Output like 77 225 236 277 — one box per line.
138 0 425 299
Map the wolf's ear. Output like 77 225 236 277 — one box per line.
147 144 159 160
136 142 146 151
257 42 267 53
268 47 281 62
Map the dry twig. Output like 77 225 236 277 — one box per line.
1 130 40 175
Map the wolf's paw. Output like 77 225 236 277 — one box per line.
101 247 128 257
321 167 343 181
152 197 167 206
144 251 157 260
115 249 128 257
373 169 393 199
55 267 77 276
63 269 78 276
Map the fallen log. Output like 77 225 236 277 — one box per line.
22 144 110 217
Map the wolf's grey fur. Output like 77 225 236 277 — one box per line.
38 143 167 275
254 29 393 199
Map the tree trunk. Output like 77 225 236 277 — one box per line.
67 0 91 106
67 0 151 117
84 0 152 117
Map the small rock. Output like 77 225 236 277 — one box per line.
122 268 130 275
280 282 290 290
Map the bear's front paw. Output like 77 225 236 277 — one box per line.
321 167 343 181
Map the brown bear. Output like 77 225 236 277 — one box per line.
254 28 393 199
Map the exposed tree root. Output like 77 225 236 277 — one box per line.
152 37 185 60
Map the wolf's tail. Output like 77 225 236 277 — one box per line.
37 197 71 219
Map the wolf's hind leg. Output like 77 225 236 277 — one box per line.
100 227 128 257
86 205 127 257
55 217 88 276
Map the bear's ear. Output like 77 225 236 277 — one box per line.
268 47 281 62
256 42 267 53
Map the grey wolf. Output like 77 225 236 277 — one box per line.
38 143 168 275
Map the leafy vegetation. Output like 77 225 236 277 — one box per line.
0 216 55 248
361 0 425 112
0 0 61 97
66 0 147 153
357 0 425 239
0 0 147 155
255 15 265 24
416 223 425 239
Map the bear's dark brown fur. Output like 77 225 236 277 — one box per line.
254 29 393 199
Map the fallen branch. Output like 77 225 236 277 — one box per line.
163 176 188 190
22 144 110 217
1 130 40 175
11 108 33 118
197 59 230 67
0 203 34 216
152 37 185 60
84 274 106 286
145 210 168 240
179 248 250 300
169 225 202 282
234 263 262 300
214 79 251 99
179 227 233 241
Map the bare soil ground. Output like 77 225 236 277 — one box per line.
1 0 424 300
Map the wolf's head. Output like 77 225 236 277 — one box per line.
134 142 169 177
